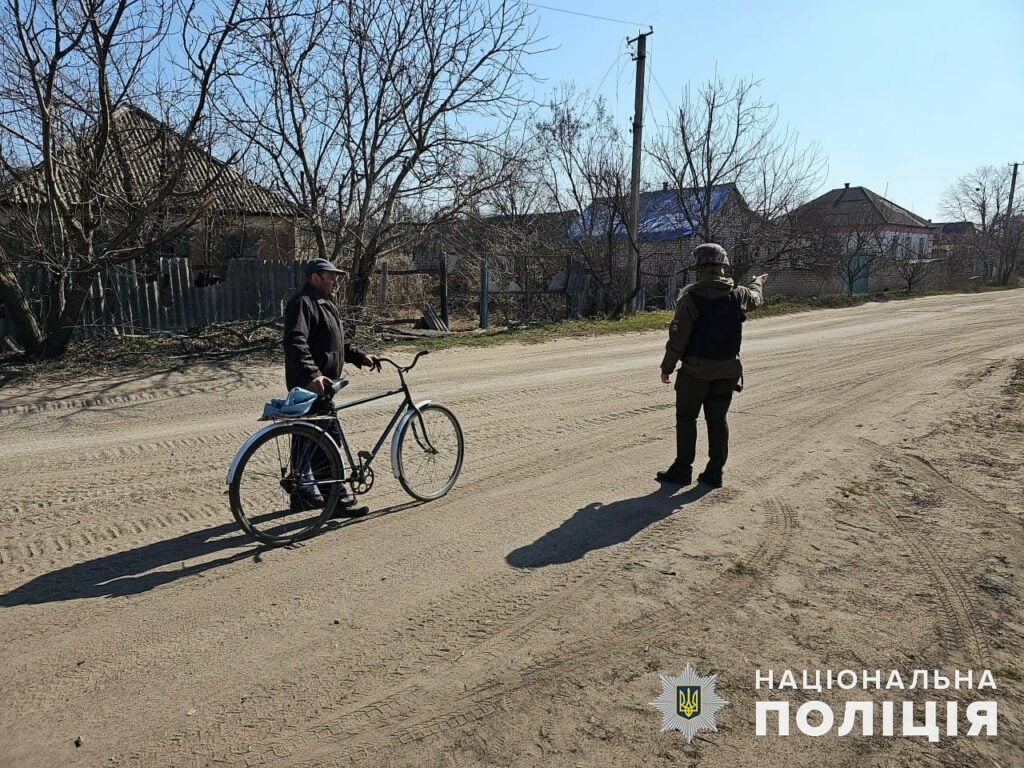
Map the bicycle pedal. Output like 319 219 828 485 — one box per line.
357 450 372 461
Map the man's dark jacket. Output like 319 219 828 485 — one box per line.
284 284 369 389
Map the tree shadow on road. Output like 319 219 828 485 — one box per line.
0 500 419 606
506 483 714 569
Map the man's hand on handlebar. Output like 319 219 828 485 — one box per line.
364 354 382 372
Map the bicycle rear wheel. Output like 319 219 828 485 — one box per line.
395 404 464 501
229 422 344 545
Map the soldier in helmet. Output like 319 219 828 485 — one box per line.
657 243 767 488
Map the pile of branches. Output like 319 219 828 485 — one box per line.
1 319 284 385
0 315 408 386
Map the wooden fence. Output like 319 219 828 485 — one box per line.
3 254 588 344
13 257 306 339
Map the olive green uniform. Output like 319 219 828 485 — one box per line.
661 275 763 478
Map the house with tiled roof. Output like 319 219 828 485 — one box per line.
1 105 312 281
775 183 936 295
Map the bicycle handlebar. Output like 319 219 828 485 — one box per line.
375 349 429 374
319 351 428 404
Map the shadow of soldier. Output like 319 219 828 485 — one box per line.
506 483 714 569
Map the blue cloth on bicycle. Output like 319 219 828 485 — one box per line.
262 387 319 419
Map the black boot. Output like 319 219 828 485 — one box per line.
656 463 692 485
697 468 723 488
289 487 324 512
330 496 370 519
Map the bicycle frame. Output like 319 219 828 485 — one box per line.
330 385 431 482
226 361 431 489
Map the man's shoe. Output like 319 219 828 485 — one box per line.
330 497 370 519
656 465 692 485
697 471 723 488
289 487 324 512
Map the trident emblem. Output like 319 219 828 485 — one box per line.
677 685 701 719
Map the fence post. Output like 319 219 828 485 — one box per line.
479 257 489 330
91 274 106 338
439 250 449 328
181 258 195 328
167 257 183 330
128 260 141 332
379 261 388 312
523 251 530 320
269 261 280 319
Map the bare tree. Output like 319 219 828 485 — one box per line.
941 165 1021 285
649 76 826 279
889 235 936 292
0 0 242 357
469 148 567 320
537 87 637 316
218 0 540 312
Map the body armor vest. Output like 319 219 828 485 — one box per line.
685 289 745 359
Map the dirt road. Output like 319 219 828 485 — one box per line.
1 291 1022 768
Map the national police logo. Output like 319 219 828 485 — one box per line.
677 685 700 719
651 663 727 742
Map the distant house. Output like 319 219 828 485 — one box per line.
778 183 935 295
930 221 991 280
0 105 311 283
569 183 753 306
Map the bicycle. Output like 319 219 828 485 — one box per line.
226 350 464 546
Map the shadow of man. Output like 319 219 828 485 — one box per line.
0 522 258 607
506 483 713 569
0 498 424 607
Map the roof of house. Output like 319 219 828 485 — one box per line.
931 221 976 235
792 184 931 229
481 210 577 232
2 105 296 217
569 183 739 242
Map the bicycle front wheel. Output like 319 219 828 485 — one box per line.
395 404 464 501
229 422 344 546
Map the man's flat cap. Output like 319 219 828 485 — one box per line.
304 258 347 277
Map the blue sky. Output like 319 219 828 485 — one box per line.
524 0 1023 221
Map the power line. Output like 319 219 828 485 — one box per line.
595 50 630 98
527 3 649 28
643 51 675 130
646 51 677 110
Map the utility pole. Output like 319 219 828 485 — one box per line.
1003 162 1019 284
626 27 652 313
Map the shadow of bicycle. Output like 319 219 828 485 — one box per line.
0 500 424 607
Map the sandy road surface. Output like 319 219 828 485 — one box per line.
1 292 1022 768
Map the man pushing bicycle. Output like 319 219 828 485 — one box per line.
283 258 380 517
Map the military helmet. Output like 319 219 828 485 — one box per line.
692 243 729 267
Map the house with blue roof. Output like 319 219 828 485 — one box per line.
565 182 755 308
